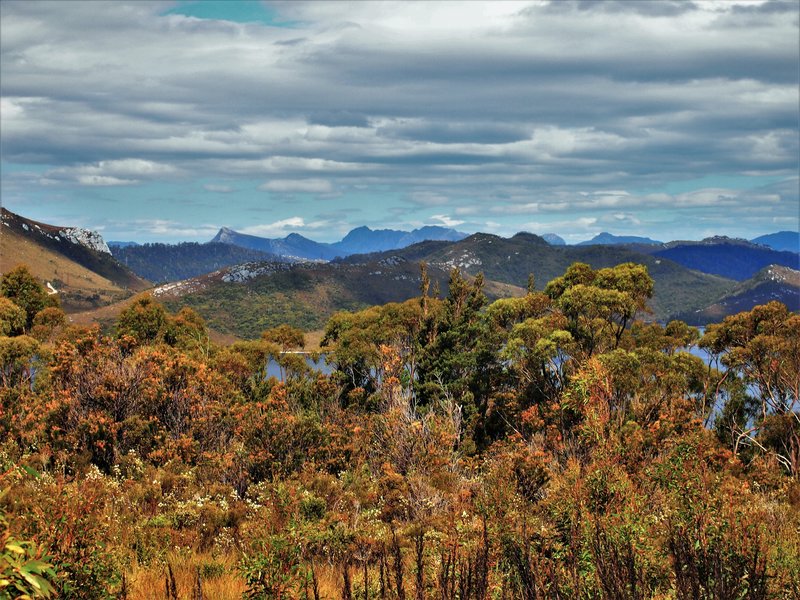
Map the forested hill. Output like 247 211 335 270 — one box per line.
155 257 524 337
678 265 800 324
340 232 736 321
651 238 799 280
111 242 286 283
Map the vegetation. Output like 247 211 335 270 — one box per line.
1 262 798 599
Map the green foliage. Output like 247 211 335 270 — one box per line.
261 324 305 351
547 262 654 356
116 295 169 346
0 510 56 599
0 297 26 337
240 535 309 599
1 265 57 329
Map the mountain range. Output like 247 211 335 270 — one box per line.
111 242 288 284
209 224 468 261
151 231 751 337
677 265 800 324
650 238 799 280
3 207 797 338
577 232 663 246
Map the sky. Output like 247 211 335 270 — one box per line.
1 0 798 244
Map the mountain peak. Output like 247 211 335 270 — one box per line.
750 231 799 253
333 225 467 256
578 232 662 246
511 231 549 245
541 233 566 246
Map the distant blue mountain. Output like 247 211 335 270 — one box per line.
332 225 466 255
654 238 800 281
577 232 662 246
541 233 566 246
211 227 339 260
108 240 140 248
210 225 468 261
751 231 799 253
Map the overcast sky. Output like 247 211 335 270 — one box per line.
1 0 798 243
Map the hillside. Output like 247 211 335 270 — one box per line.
111 242 286 283
1 208 150 311
677 265 800 324
154 257 524 338
151 232 740 337
652 238 799 280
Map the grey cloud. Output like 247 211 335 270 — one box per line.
0 0 797 242
540 1 698 18
308 111 371 128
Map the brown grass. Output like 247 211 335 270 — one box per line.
125 552 348 600
126 552 246 600
304 329 326 352
1 229 122 294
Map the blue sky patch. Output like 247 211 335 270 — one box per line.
162 1 296 27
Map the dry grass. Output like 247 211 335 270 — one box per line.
124 552 349 600
126 552 246 600
1 229 121 294
67 294 141 328
304 329 326 352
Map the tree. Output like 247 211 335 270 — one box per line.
262 324 306 352
701 301 800 475
0 297 26 336
546 263 653 356
0 265 56 329
116 295 168 346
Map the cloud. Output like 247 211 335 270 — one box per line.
203 183 234 193
409 191 449 206
0 0 797 241
258 179 333 193
125 219 220 238
76 175 138 186
240 217 306 237
428 214 465 227
41 159 178 186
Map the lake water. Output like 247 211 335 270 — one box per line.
266 353 332 380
